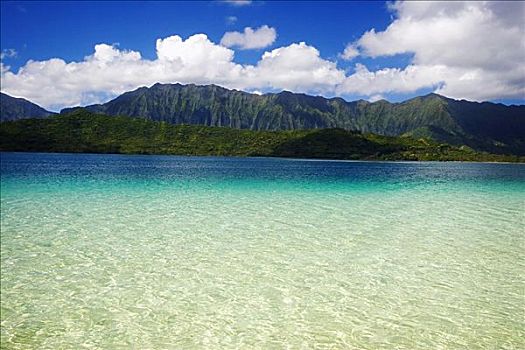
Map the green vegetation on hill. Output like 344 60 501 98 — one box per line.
60 84 525 155
1 111 522 162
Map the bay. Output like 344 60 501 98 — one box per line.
1 152 524 349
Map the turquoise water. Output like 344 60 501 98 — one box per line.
1 152 524 349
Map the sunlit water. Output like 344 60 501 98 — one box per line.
1 152 524 349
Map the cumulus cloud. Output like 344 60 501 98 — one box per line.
220 25 277 50
2 2 524 110
243 42 345 91
337 63 447 96
340 1 525 101
339 44 358 60
0 35 342 110
90 44 141 62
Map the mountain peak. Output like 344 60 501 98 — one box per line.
4 84 524 156
421 92 449 100
0 92 54 121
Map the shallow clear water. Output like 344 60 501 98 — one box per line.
1 152 524 349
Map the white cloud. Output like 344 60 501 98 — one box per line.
0 63 9 75
243 42 345 92
226 16 238 25
337 63 447 96
90 44 141 62
340 44 358 60
2 2 524 110
368 94 385 102
1 48 18 60
222 0 252 6
0 34 343 110
156 34 234 66
220 25 277 50
339 1 525 101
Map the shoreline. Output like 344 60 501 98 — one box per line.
2 150 524 165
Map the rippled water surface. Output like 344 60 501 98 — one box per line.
1 152 524 349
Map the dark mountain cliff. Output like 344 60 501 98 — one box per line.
0 93 54 121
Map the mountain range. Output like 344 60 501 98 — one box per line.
0 92 54 121
2 84 524 155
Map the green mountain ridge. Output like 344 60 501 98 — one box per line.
1 85 524 155
1 111 522 163
59 84 525 155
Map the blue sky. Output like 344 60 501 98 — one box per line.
1 1 523 110
1 1 391 66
